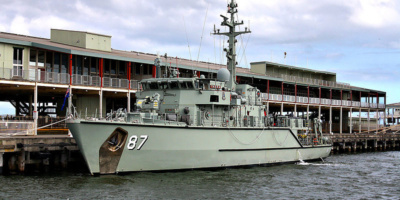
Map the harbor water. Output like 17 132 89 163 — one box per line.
0 151 399 199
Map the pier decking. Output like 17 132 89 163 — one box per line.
0 135 80 174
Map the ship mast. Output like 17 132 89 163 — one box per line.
213 0 251 90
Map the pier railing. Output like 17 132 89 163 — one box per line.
260 92 385 109
0 121 35 136
0 68 140 90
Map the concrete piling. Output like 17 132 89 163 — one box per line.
0 153 3 175
17 151 25 172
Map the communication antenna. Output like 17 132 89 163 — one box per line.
183 16 192 60
197 4 209 62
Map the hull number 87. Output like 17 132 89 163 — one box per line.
127 135 148 150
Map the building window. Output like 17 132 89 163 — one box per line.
61 54 68 73
143 65 150 75
135 64 141 75
119 61 126 76
148 65 153 75
29 49 37 66
83 57 89 75
54 52 60 73
104 59 110 74
38 50 45 67
76 56 82 75
110 60 117 74
90 57 97 75
46 51 53 72
13 47 23 76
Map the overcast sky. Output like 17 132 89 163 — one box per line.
0 0 399 113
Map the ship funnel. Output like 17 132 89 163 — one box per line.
217 68 230 82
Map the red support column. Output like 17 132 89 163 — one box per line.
295 84 297 103
340 90 343 106
128 62 132 89
197 71 201 77
152 65 156 78
267 80 270 101
100 58 104 87
281 82 284 102
319 87 321 105
69 54 73 85
330 89 332 102
350 90 353 107
359 91 362 108
307 86 310 104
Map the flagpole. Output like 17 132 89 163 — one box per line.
68 86 72 117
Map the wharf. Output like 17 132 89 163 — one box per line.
0 135 80 174
330 133 400 153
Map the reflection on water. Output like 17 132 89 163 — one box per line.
1 152 399 199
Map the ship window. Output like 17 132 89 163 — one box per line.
170 81 179 89
210 95 219 102
149 82 158 89
179 82 187 89
187 82 194 89
160 82 169 90
141 83 148 90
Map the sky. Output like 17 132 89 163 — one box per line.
0 0 399 114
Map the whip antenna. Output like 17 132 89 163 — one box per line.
183 16 192 60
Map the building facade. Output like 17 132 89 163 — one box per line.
0 29 387 134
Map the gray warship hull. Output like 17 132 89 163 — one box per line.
68 120 331 175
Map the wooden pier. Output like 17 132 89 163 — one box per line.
330 133 400 153
0 135 81 174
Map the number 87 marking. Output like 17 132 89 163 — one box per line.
127 135 148 150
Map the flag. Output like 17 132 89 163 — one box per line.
61 88 70 111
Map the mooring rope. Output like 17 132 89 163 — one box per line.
272 130 289 146
227 124 266 145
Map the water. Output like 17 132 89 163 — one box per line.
1 152 399 200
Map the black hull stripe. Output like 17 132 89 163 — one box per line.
219 146 332 152
80 121 294 131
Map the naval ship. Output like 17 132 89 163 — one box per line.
67 0 332 175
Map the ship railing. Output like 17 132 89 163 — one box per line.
298 134 332 146
378 104 385 109
370 103 378 108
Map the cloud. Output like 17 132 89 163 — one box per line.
349 0 400 28
0 0 399 102
9 16 30 35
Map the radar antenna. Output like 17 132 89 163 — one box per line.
212 0 251 90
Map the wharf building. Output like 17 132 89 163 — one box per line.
0 29 387 134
